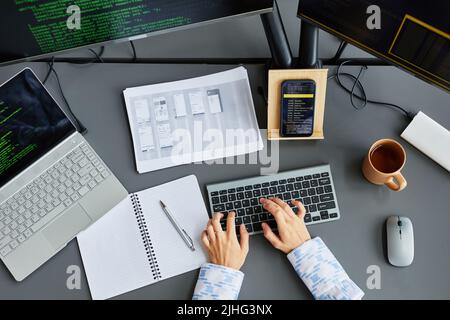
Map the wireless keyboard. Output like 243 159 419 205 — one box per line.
206 164 341 235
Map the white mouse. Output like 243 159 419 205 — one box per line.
386 216 414 267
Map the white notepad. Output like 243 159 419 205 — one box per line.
77 175 208 300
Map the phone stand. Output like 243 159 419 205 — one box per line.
267 69 328 140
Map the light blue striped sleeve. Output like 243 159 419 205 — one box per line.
192 263 244 300
287 237 365 300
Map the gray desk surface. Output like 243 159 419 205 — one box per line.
0 61 448 300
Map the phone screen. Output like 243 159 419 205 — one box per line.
280 80 316 137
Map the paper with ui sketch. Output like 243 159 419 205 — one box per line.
77 175 208 300
123 67 263 173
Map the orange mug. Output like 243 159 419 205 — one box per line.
362 139 407 192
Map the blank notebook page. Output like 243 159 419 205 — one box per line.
77 175 208 300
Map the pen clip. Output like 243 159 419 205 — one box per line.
182 229 195 250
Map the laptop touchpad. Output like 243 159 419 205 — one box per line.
43 204 92 250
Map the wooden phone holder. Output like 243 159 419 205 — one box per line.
267 69 328 140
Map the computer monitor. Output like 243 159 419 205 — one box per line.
0 0 273 65
298 0 449 91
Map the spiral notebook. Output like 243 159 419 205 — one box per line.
77 175 208 300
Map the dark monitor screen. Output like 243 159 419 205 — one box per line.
0 69 76 187
0 0 273 65
298 0 449 91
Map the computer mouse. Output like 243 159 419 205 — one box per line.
386 216 414 267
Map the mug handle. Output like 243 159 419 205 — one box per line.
385 173 407 192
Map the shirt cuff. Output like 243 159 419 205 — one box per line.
287 237 365 300
192 263 244 300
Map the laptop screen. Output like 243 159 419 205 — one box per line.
0 69 76 188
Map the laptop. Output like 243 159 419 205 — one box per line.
0 68 128 281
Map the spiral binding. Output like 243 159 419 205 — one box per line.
131 193 161 280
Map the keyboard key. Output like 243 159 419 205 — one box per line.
283 193 291 200
252 222 262 232
237 192 245 200
324 185 333 193
251 214 259 223
266 220 277 229
317 201 336 211
278 179 287 184
228 188 236 193
236 187 244 192
245 191 253 198
211 191 219 196
321 172 330 177
319 178 331 185
225 203 233 210
320 194 335 202
243 216 251 224
277 185 286 193
309 204 317 212
316 187 324 194
294 183 302 190
303 197 311 205
261 188 269 196
78 186 90 197
219 190 227 195
270 181 278 186
253 184 261 189
286 184 294 191
213 204 225 212
237 209 245 217
250 198 258 206
330 213 338 218
310 180 319 187
220 195 228 203
262 182 270 187
308 188 316 196
291 191 299 199
295 177 304 181
312 196 320 204
245 207 254 215
253 190 261 197
259 213 268 221
228 194 236 202
242 200 250 207
313 174 320 178
233 201 242 209
305 175 312 180
245 185 253 190
302 181 310 189
312 216 321 222
254 206 263 214
300 190 308 197
212 197 220 204
287 178 295 183
0 236 12 249
0 245 11 257
245 224 253 233
320 211 329 219
269 187 277 194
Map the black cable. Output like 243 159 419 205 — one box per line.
43 57 87 133
130 41 137 62
328 60 416 121
70 46 105 65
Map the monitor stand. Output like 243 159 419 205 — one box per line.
260 0 293 68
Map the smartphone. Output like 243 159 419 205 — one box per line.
280 80 316 137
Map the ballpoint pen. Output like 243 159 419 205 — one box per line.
159 200 196 251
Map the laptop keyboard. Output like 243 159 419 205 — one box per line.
0 143 110 257
206 165 340 235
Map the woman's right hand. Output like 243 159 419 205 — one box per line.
260 198 311 254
